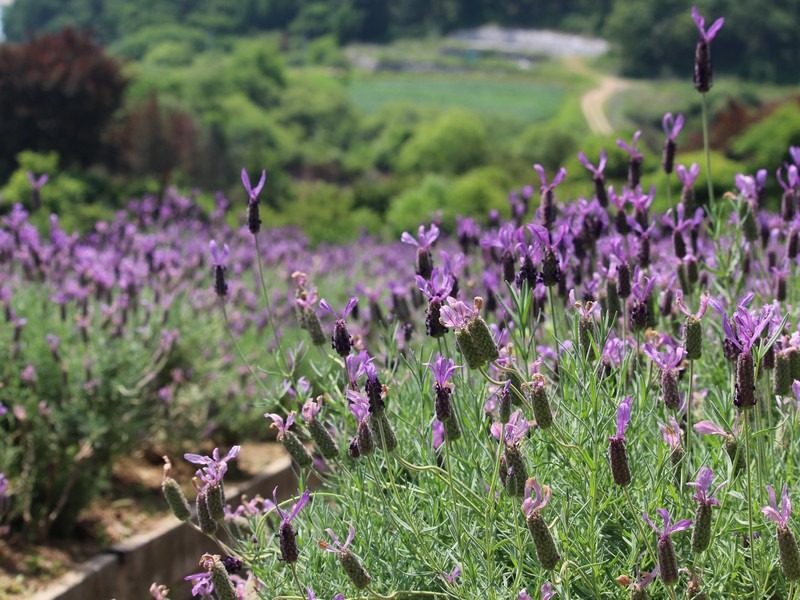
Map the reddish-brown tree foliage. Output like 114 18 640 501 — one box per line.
0 28 128 178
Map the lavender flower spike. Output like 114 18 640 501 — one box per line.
762 484 792 529
609 396 633 486
320 297 358 357
241 168 266 204
27 172 49 189
209 240 230 297
662 113 684 174
533 163 567 229
688 466 726 552
321 524 372 589
617 131 643 188
692 6 724 93
763 484 800 580
273 487 310 564
644 508 692 586
611 395 633 441
522 477 560 569
578 149 609 206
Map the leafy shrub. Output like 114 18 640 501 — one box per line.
385 175 450 237
732 100 800 172
443 166 511 228
397 109 489 175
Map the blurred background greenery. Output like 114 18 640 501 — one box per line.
1 0 799 242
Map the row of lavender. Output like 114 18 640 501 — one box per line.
0 187 422 540
155 9 800 600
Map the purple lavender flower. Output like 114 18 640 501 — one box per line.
184 571 215 597
791 146 800 167
184 446 240 491
644 508 692 585
209 240 229 297
628 268 656 332
695 416 745 476
517 590 532 600
662 113 685 174
346 390 374 455
692 6 725 93
26 172 48 212
432 419 445 450
659 416 682 451
778 164 799 221
425 354 461 423
522 477 560 569
241 168 266 204
491 409 529 445
645 343 686 409
320 296 358 358
27 172 49 190
541 582 556 600
273 487 310 564
438 297 474 330
401 224 439 279
266 412 295 438
241 168 266 234
609 396 633 486
617 131 643 188
417 268 455 338
578 150 609 207
439 565 461 585
688 467 724 507
321 524 372 589
762 484 800 580
533 164 567 229
425 353 460 389
522 477 551 517
763 484 792 529
611 396 633 442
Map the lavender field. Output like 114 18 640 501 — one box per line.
3 4 800 600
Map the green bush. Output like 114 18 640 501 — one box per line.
109 24 209 60
385 175 450 237
731 101 800 172
443 166 512 228
397 109 488 175
512 123 580 174
142 41 195 67
268 181 382 244
0 151 116 232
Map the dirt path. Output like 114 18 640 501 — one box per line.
565 57 632 135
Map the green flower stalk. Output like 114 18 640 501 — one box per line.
762 484 800 581
200 553 238 600
274 488 311 564
609 396 633 487
526 374 553 430
676 290 710 361
321 524 372 589
161 458 190 522
293 273 326 347
687 467 726 553
439 297 499 369
196 491 217 535
267 412 313 468
522 478 560 570
644 509 692 587
302 398 339 459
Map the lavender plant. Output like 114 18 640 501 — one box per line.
7 6 786 599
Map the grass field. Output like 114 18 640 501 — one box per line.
346 73 567 122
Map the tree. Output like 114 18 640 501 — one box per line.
0 28 128 178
